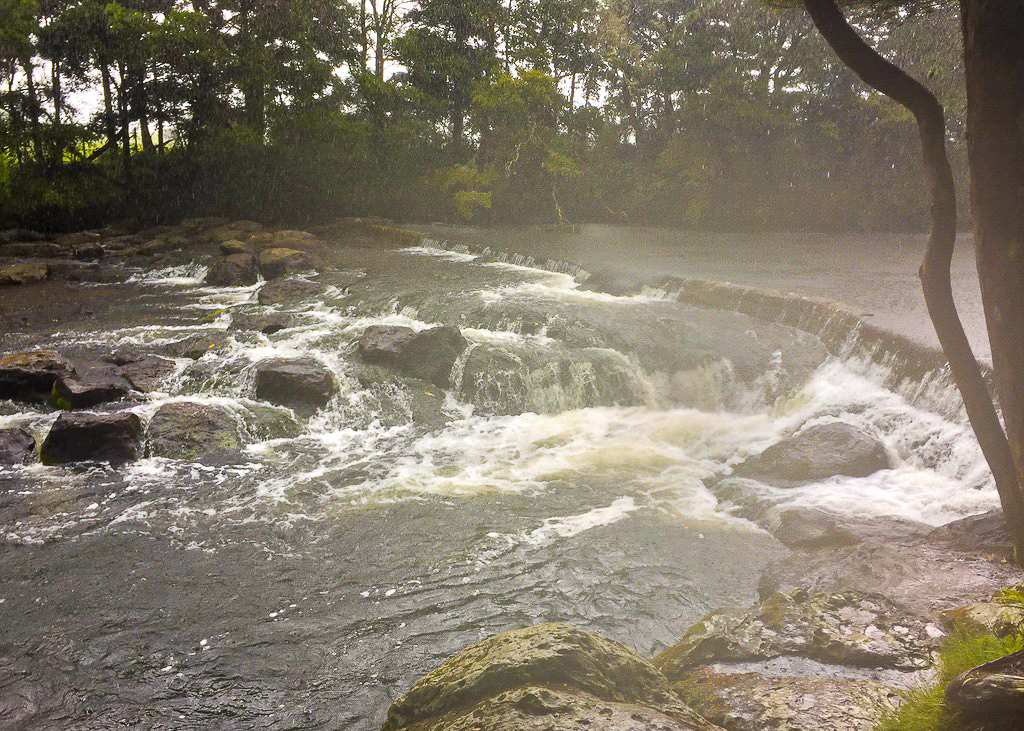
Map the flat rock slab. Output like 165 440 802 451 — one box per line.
674 669 900 731
0 428 36 465
254 358 336 410
146 402 242 461
40 411 143 466
358 325 468 387
0 260 50 285
383 623 720 731
655 590 937 677
735 422 890 485
53 371 130 409
0 350 74 401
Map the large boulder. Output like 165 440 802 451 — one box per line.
945 649 1024 730
219 239 253 256
257 247 316 280
146 402 242 460
205 253 258 286
257 277 323 305
357 325 468 387
654 590 936 677
735 422 890 485
53 370 130 409
382 624 721 731
254 358 336 410
0 350 74 402
40 411 143 465
0 260 49 285
0 428 36 465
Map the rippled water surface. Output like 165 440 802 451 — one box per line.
0 237 997 729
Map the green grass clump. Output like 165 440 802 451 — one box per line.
992 586 1024 606
874 624 1024 731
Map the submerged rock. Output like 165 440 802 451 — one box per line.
230 312 299 335
40 411 143 465
0 260 50 285
206 253 259 286
654 590 936 677
256 277 323 305
164 333 231 359
735 422 890 485
383 623 721 731
0 350 74 402
258 247 316 280
672 669 900 731
146 401 242 460
254 358 336 410
358 325 468 388
0 428 36 465
945 649 1024 729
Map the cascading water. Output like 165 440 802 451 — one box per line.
0 239 999 730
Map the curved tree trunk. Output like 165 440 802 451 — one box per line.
802 0 1024 562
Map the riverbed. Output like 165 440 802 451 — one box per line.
0 227 1000 729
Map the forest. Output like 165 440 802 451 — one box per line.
0 0 964 232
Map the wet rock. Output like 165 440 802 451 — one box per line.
53 371 130 409
0 428 36 465
257 247 316 279
946 586 1024 638
382 623 720 731
0 260 49 285
40 411 143 465
164 333 231 359
240 403 302 440
735 422 890 485
257 277 323 305
930 510 1014 557
0 228 46 243
181 216 228 230
0 350 74 401
53 231 101 247
101 234 146 252
118 238 181 257
219 239 252 256
654 590 936 676
146 402 242 460
230 219 262 232
758 539 1024 617
3 242 66 257
205 253 258 286
110 354 177 392
945 649 1024 729
72 242 105 260
769 508 862 550
672 669 900 731
254 358 336 410
358 325 468 387
230 312 299 335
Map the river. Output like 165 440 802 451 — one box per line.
0 227 998 729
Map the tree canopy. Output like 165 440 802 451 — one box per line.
0 0 964 231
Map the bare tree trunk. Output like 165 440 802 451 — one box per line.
21 57 44 165
961 1 1024 561
100 62 119 154
803 0 1024 562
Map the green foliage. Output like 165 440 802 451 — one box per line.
874 624 1024 731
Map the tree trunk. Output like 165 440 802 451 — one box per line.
803 0 1024 562
21 57 44 165
100 63 119 154
961 1 1024 560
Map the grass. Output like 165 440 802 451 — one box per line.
874 624 1024 731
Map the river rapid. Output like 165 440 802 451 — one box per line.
0 232 1000 729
